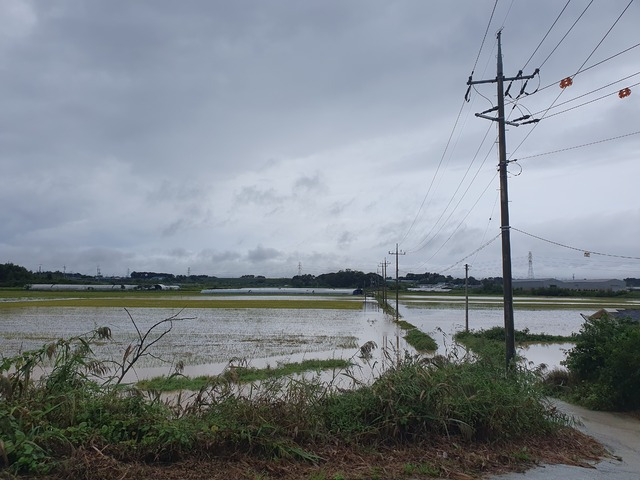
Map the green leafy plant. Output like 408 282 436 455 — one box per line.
564 313 640 410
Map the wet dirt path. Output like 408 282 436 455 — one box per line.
492 399 640 479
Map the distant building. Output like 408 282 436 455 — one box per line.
512 278 626 292
153 284 180 291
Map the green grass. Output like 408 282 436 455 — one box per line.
403 328 438 351
455 327 575 361
395 320 438 351
138 359 352 391
0 297 361 310
457 326 575 344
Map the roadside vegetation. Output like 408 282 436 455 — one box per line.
543 313 640 411
455 321 640 413
0 315 606 479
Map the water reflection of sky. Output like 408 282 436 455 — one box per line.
0 295 615 381
0 299 402 382
399 301 589 370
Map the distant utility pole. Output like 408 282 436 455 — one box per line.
467 30 538 370
379 258 391 307
464 264 470 332
389 243 406 322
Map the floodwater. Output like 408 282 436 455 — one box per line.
0 297 403 383
0 294 632 382
397 295 633 369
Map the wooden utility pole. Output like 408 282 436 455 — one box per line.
379 259 390 307
467 30 537 369
389 243 406 322
464 264 469 332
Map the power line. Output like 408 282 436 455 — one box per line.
509 1 635 159
574 0 635 76
541 80 640 120
438 232 501 274
522 0 572 70
472 190 500 266
530 71 640 116
471 0 499 75
397 97 467 245
512 227 640 261
405 125 495 253
419 171 498 267
537 42 640 94
402 1 501 246
499 0 516 28
512 130 640 161
537 0 594 69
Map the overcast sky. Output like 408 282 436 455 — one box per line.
1 0 639 280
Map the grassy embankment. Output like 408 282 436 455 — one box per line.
0 324 604 479
0 288 362 310
375 293 438 352
455 326 575 360
0 290 607 478
138 359 352 391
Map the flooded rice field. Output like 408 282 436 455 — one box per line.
1 293 635 381
398 295 640 369
0 297 404 382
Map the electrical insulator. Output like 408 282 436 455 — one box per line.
619 87 631 98
559 77 573 88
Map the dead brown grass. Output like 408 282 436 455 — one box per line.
22 427 606 480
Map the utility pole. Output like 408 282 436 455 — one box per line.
467 30 537 370
464 264 469 332
379 259 390 308
389 243 406 322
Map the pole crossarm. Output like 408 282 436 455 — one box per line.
468 53 538 128
475 113 521 126
467 72 536 86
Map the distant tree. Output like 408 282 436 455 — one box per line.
130 271 176 281
291 274 317 287
315 270 379 289
0 263 34 287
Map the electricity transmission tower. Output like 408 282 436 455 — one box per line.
467 30 538 369
528 252 534 279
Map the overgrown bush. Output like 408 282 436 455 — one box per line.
564 313 640 410
322 355 563 443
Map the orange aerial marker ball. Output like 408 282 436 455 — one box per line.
559 77 573 88
619 87 631 98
